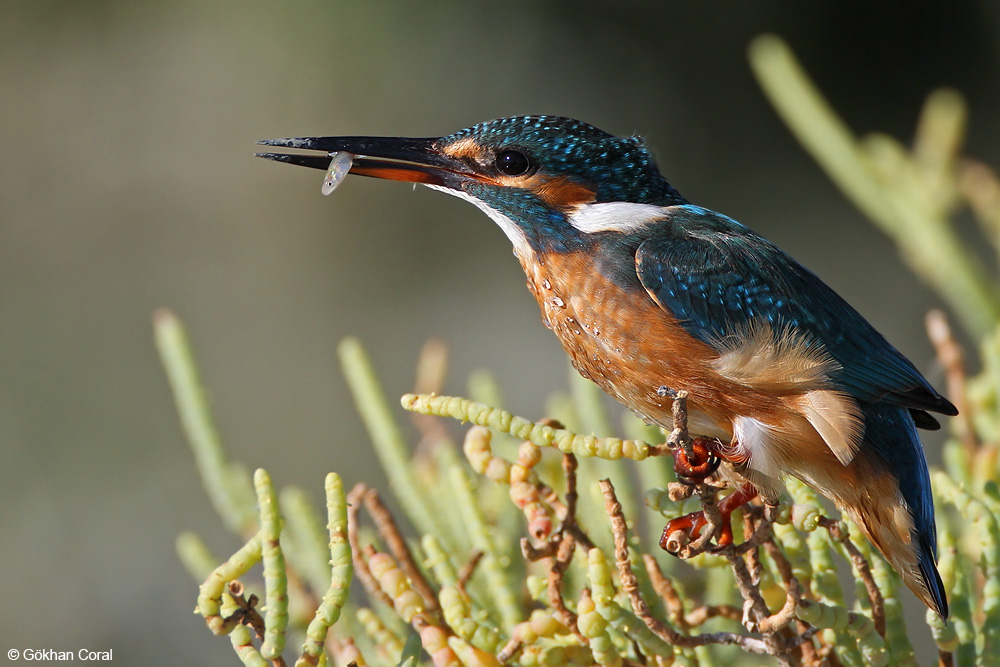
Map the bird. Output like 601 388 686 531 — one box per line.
256 115 955 617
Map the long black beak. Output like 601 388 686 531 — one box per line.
255 135 479 189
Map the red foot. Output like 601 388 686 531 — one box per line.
659 484 758 553
672 438 722 481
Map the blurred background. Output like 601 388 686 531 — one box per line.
2 1 998 663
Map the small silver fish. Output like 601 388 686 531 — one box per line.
321 152 354 195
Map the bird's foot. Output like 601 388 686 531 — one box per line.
659 484 759 555
672 438 722 483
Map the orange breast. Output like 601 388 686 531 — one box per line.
520 249 790 437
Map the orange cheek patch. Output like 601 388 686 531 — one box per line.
529 175 596 210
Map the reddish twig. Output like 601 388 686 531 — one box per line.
345 484 394 609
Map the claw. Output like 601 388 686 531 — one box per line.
672 438 722 482
660 513 701 554
659 484 758 553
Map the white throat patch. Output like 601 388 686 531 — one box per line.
425 184 532 257
566 201 669 234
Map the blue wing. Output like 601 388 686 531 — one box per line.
635 205 956 416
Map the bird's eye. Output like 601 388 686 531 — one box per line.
495 150 531 176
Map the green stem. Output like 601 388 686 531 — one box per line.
749 34 1000 336
338 337 441 539
154 309 257 535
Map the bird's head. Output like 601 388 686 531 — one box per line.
257 115 686 255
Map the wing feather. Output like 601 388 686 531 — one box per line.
635 205 956 417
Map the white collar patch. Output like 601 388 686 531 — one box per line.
566 201 669 234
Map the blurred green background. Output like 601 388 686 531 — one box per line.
2 1 998 664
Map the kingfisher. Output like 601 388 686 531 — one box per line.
257 115 955 617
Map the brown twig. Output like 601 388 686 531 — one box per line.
558 451 598 552
766 532 821 665
410 338 453 449
496 638 522 665
794 620 821 667
520 537 556 561
734 501 780 555
763 537 796 588
225 581 288 667
723 547 796 664
757 578 802 635
666 481 696 502
567 523 597 552
516 449 584 635
362 488 440 614
561 453 579 529
664 390 695 459
706 501 797 663
819 517 885 638
958 158 1000 248
736 508 802 637
673 482 729 558
770 550 814 660
742 511 766 587
926 309 978 451
206 580 271 645
228 581 267 640
645 554 742 629
684 604 744 628
642 554 688 630
519 448 596 563
548 531 580 636
456 550 484 596
600 478 774 656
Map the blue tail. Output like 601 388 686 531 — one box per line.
863 402 948 618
